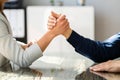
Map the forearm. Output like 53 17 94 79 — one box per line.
20 30 56 52
37 31 56 52
62 28 72 39
66 31 102 62
0 34 43 67
0 31 56 67
67 31 120 62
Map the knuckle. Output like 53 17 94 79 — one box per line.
62 14 66 17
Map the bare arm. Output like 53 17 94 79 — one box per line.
38 14 69 52
22 14 69 52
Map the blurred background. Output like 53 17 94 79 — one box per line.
4 0 120 42
23 0 120 41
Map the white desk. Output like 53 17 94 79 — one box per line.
0 56 88 80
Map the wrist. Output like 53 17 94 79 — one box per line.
47 30 58 39
63 28 72 39
37 30 57 52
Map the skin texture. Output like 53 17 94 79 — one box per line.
47 11 72 39
90 60 120 72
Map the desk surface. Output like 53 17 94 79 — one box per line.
76 69 120 80
1 67 120 80
0 56 89 80
0 56 120 80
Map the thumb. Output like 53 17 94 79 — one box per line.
27 42 33 47
51 11 61 19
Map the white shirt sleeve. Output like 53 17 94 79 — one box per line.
0 19 43 68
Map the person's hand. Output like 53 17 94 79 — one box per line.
90 60 120 72
47 11 72 39
48 11 69 35
21 42 33 50
47 11 60 30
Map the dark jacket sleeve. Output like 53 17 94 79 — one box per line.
67 30 120 63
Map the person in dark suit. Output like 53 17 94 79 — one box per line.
47 11 120 72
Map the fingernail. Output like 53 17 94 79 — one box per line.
94 69 100 71
90 67 97 71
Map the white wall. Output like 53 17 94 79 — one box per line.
23 0 77 6
23 0 120 41
86 0 120 41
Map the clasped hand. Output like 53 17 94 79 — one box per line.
47 11 72 39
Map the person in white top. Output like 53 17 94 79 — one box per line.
0 0 69 71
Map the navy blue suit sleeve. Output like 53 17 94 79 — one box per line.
67 30 120 62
